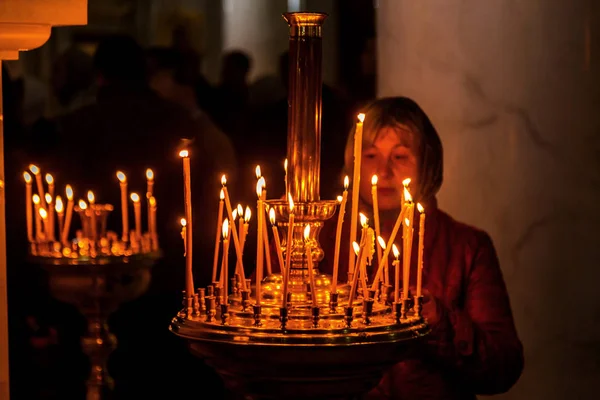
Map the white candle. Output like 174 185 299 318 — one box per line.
281 194 295 307
416 203 425 297
304 225 318 307
332 176 349 292
260 180 272 276
255 178 265 305
62 185 74 246
116 171 129 242
221 218 230 303
55 196 64 244
221 175 246 286
348 113 365 279
23 172 33 242
269 208 285 275
179 150 194 297
371 175 382 266
212 189 225 283
392 245 400 302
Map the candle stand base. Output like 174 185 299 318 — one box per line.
31 253 159 400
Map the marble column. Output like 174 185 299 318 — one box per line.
378 1 600 399
222 0 289 82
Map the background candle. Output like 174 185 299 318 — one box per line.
371 175 382 266
221 218 230 302
130 193 142 240
33 195 42 241
87 191 96 243
45 173 54 202
29 164 46 209
62 185 74 246
392 245 400 302
304 225 318 307
149 196 158 251
55 196 64 243
180 218 187 256
146 168 154 199
281 194 295 307
220 175 245 285
45 193 55 241
23 172 33 242
179 150 194 297
416 203 425 297
269 209 285 275
348 113 365 280
332 176 349 292
116 171 129 242
255 178 265 305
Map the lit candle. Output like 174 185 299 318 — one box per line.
149 196 158 251
371 175 382 266
370 180 411 289
347 241 364 307
212 189 225 283
269 208 285 275
32 194 42 241
237 204 244 252
45 173 54 202
416 203 425 298
348 113 365 280
304 225 318 307
23 172 33 242
284 158 288 190
402 217 411 300
281 194 295 307
62 185 74 246
221 218 230 303
180 218 187 256
87 191 96 242
45 193 55 241
392 244 400 302
221 175 246 286
376 236 388 286
29 164 46 209
255 177 265 305
331 176 349 293
130 193 142 240
116 171 129 242
146 168 154 199
260 179 272 276
179 150 194 297
78 200 88 238
39 208 48 241
55 196 64 244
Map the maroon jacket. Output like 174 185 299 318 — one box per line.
314 197 524 399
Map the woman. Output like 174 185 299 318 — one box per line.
319 96 523 399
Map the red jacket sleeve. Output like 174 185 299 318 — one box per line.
425 232 523 394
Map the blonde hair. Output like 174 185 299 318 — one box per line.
343 97 443 203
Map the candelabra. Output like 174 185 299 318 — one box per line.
23 168 161 400
170 12 429 400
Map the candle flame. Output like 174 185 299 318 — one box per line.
357 113 365 123
284 158 288 172
222 218 230 239
32 194 40 205
377 236 386 249
404 218 410 227
130 193 140 202
219 188 225 200
237 204 243 217
256 177 265 198
45 193 52 204
269 208 275 224
255 165 261 179
392 244 400 259
180 218 187 227
371 175 378 186
146 168 154 181
29 164 40 175
116 171 126 183
352 241 360 255
45 173 54 185
232 209 238 220
221 174 227 186
78 200 87 209
344 175 349 190
66 185 73 200
87 190 95 203
359 212 368 228
39 207 47 219
288 193 294 212
149 196 156 207
417 203 424 213
303 224 311 240
179 149 189 158
23 172 32 183
55 196 64 213
245 206 252 222
402 178 411 187
403 187 412 203
337 195 343 202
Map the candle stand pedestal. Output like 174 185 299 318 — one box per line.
31 253 159 400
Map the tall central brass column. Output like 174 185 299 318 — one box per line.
284 12 326 202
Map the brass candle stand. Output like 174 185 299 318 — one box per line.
170 12 429 400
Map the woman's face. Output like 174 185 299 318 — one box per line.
359 125 418 210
